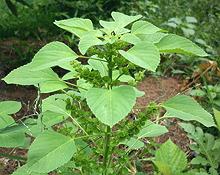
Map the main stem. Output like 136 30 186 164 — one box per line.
103 126 111 174
103 53 113 175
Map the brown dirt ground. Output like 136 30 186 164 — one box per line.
137 77 190 151
0 76 190 175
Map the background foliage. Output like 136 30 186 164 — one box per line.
0 0 219 73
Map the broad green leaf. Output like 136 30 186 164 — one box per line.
213 108 220 130
26 111 68 137
179 123 195 134
59 61 76 71
112 70 135 82
133 87 145 97
99 21 119 32
163 95 215 127
137 32 167 43
131 20 161 35
60 62 78 80
119 75 135 82
0 101 25 147
0 107 25 148
119 42 160 71
120 138 144 150
0 122 28 134
27 131 76 173
120 33 141 45
86 85 136 127
42 94 70 115
39 80 68 93
77 79 93 98
100 12 141 34
3 64 62 86
54 18 93 37
0 117 26 147
12 165 46 175
88 58 108 77
0 114 14 129
111 11 142 28
62 71 78 80
154 139 187 174
137 120 168 138
79 31 103 54
0 101 21 115
0 132 26 148
100 20 130 35
156 34 208 56
42 111 69 127
30 41 78 71
25 118 46 137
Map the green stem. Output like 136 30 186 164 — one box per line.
74 134 105 140
103 126 111 175
103 49 113 175
78 55 108 62
64 81 88 91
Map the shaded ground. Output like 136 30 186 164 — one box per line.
0 76 190 175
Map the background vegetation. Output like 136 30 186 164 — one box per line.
1 0 219 108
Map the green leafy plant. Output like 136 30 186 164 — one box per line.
0 12 216 174
180 123 220 175
4 0 31 16
164 16 198 37
190 84 220 110
153 139 188 175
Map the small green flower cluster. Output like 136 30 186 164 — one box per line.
114 103 159 142
87 43 146 86
71 60 107 87
66 96 105 135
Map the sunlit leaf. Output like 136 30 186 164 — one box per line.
26 131 76 173
79 31 104 54
100 12 141 34
137 32 167 43
12 165 46 175
137 121 168 138
163 95 215 127
154 139 187 174
88 58 108 77
39 80 68 93
120 138 144 150
86 85 136 127
119 42 160 71
3 64 64 86
54 18 93 37
156 34 208 56
120 33 141 45
0 101 21 115
30 41 78 71
131 20 161 35
111 11 142 28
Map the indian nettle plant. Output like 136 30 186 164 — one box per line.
0 12 217 175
